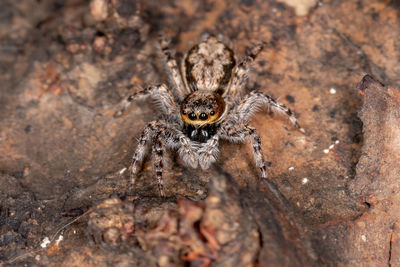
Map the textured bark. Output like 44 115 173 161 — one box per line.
1 0 400 266
315 75 400 266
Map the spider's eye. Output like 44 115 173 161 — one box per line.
182 110 187 115
189 112 197 120
199 113 208 120
210 111 215 116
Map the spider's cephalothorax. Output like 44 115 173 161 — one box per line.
116 35 304 197
180 90 226 143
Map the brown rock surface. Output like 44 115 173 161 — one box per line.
1 0 400 266
315 75 400 266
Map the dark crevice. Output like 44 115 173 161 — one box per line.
254 226 263 266
388 232 393 267
363 201 371 209
212 163 265 264
193 220 208 243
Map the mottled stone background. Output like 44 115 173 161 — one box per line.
1 0 399 266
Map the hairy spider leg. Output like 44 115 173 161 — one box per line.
130 121 158 185
130 120 199 196
114 84 177 117
227 42 264 97
219 124 268 179
152 133 165 197
235 91 305 133
160 37 190 99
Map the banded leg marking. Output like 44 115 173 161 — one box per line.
114 84 177 117
220 123 268 179
130 122 157 184
228 43 264 96
152 133 165 197
246 126 268 179
236 91 304 132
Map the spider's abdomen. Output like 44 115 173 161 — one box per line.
183 123 217 143
182 36 236 93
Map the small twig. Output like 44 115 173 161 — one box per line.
5 209 92 265
48 209 91 244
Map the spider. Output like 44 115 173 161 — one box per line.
116 35 304 197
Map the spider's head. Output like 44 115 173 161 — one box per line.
180 90 226 127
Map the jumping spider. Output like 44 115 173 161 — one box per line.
116 35 303 196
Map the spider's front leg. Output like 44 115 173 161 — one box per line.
235 91 305 133
220 123 268 179
130 121 159 185
152 133 166 197
131 121 199 196
130 121 168 197
114 84 177 117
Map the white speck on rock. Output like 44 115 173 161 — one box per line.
40 237 51 248
119 167 127 175
56 235 64 245
277 0 318 16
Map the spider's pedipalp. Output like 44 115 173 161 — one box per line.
198 135 219 170
160 37 190 100
235 91 304 132
178 135 198 168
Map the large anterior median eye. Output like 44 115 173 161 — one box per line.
199 113 208 120
189 112 197 120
